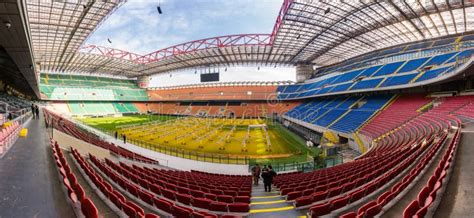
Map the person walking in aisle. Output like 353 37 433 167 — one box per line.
31 104 36 119
261 165 277 192
251 164 261 185
35 105 40 119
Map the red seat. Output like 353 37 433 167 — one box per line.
175 192 193 205
126 183 140 197
228 203 250 213
193 211 218 218
311 191 328 203
357 200 377 217
139 189 154 205
189 189 205 198
224 190 237 196
217 195 234 203
149 184 162 195
123 202 139 218
417 186 430 204
81 198 99 218
339 212 357 218
294 195 312 207
210 201 228 212
126 201 145 217
161 188 176 200
153 198 173 214
192 197 212 210
234 196 250 204
328 186 344 198
287 191 303 201
210 189 224 195
364 203 382 217
171 205 193 217
74 184 86 202
108 191 124 209
403 200 419 218
330 195 350 210
204 193 217 201
144 213 160 218
309 202 331 217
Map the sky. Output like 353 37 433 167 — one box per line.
86 0 295 87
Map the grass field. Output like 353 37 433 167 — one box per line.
79 115 315 164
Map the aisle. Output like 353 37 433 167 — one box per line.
0 112 74 217
250 182 306 218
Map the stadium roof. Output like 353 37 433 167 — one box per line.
25 0 474 78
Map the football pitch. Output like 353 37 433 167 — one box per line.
79 115 315 164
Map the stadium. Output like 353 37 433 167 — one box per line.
0 0 473 217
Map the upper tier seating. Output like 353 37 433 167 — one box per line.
453 97 474 120
39 74 148 101
0 93 31 111
277 35 474 100
359 94 432 140
285 95 393 134
148 84 279 101
60 102 140 116
132 102 298 118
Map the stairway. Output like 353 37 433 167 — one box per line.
249 183 306 218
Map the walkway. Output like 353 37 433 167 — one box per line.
434 121 474 217
249 183 305 218
0 111 74 217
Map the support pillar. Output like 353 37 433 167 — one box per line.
296 64 313 83
136 75 150 88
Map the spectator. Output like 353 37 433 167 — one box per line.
261 165 277 192
31 104 35 119
251 164 261 185
35 105 40 119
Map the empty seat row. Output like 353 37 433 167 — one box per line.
70 147 159 218
90 154 250 215
0 121 21 155
44 109 157 164
51 140 99 218
403 120 461 218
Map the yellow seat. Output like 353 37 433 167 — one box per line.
19 128 28 137
3 121 12 128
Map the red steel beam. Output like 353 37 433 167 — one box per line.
80 33 272 65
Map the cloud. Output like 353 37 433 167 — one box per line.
87 0 293 85
87 0 283 54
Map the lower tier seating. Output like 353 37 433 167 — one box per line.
51 140 99 218
44 109 157 164
89 154 251 215
0 121 21 155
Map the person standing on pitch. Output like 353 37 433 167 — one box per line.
251 164 261 185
